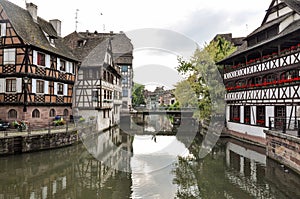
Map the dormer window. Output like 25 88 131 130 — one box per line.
77 40 86 47
49 37 55 45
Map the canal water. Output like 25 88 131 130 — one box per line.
1 117 300 198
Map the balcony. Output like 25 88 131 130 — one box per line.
224 44 300 80
226 76 300 92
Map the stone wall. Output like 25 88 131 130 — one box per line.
0 131 78 155
264 129 300 174
0 106 72 128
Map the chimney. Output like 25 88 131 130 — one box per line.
26 3 38 23
50 19 61 37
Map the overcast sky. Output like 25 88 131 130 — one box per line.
10 0 270 46
9 0 271 90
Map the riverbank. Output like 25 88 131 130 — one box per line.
0 121 96 156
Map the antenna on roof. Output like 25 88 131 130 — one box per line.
75 9 79 32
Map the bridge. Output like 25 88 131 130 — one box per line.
133 108 196 116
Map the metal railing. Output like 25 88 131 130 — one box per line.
268 117 300 136
1 119 97 138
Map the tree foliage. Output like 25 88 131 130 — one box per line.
174 36 236 120
132 82 145 107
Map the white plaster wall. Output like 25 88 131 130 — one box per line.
280 15 294 33
251 106 256 125
32 79 36 93
226 105 230 122
16 78 22 92
44 81 49 94
227 122 266 138
227 142 266 165
266 106 274 127
286 106 294 119
45 54 50 68
33 50 37 65
0 79 4 92
240 106 244 123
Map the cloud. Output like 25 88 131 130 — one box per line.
170 7 268 47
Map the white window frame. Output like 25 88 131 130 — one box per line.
0 23 6 37
3 48 15 65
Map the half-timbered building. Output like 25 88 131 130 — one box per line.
64 31 122 131
218 0 300 141
0 0 78 127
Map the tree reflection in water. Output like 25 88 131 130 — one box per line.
172 135 225 199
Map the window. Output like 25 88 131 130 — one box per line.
0 23 6 37
6 79 16 92
122 89 128 97
121 65 128 72
92 90 98 102
63 109 69 117
60 60 66 71
32 109 40 118
37 52 45 66
57 83 64 95
49 109 56 117
8 109 17 119
244 106 251 124
230 106 240 122
36 80 44 93
3 49 15 64
256 106 265 126
122 77 128 84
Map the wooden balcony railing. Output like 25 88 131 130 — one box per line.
224 44 300 79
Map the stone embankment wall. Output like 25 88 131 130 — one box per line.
0 131 78 155
264 130 300 174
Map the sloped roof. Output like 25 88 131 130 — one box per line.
218 0 300 64
284 0 300 14
81 39 110 67
219 18 300 63
63 31 133 64
0 0 77 61
63 31 108 61
111 33 133 54
247 12 292 38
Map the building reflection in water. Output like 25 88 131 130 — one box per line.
0 127 133 199
173 135 300 199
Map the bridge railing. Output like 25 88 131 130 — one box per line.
268 117 300 136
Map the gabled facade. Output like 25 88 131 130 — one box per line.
64 31 122 131
0 0 78 127
218 0 300 140
110 32 133 113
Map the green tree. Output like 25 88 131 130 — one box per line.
174 36 236 120
131 83 145 107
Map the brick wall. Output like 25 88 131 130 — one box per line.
264 129 300 174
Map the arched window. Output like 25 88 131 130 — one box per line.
32 109 40 118
8 109 17 119
49 109 56 117
63 109 69 117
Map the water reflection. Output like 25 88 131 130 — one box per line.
1 118 300 198
0 128 132 199
173 136 300 199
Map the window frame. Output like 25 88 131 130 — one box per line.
6 78 16 92
36 80 44 94
8 109 17 119
32 109 40 118
37 52 46 66
3 48 16 65
57 83 64 95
